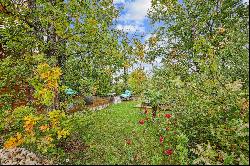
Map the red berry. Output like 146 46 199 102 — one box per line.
165 114 172 118
164 149 173 155
160 136 164 144
139 119 144 125
126 139 132 145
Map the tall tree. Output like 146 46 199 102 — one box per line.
0 0 125 107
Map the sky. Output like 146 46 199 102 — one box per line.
113 0 153 41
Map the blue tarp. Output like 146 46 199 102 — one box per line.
65 88 78 95
121 90 132 98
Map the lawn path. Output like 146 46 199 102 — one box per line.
71 101 163 165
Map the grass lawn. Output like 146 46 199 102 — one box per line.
61 101 165 165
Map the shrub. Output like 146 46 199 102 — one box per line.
0 63 72 157
1 106 71 154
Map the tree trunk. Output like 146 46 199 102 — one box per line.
123 66 128 90
152 105 158 121
54 88 59 110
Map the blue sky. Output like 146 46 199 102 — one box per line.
113 0 153 41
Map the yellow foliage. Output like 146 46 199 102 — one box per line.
44 135 53 143
38 88 50 95
217 27 226 35
135 42 145 60
4 137 17 149
149 36 157 46
36 63 50 75
40 71 50 79
37 64 61 81
128 69 147 94
2 63 70 152
46 80 59 89
123 60 130 69
4 132 23 149
38 63 50 70
57 129 70 139
49 110 65 128
52 67 62 79
32 63 62 106
39 124 49 132
23 115 39 134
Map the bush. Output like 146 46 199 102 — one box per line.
145 0 249 164
1 106 71 154
143 66 249 164
0 62 73 157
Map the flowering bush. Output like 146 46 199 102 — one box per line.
139 107 190 164
143 67 249 164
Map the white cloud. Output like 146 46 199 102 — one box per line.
113 0 125 4
116 24 145 32
122 0 152 22
243 0 249 4
114 0 152 35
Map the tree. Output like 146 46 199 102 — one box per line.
145 0 249 164
0 0 126 107
148 0 249 83
128 68 147 95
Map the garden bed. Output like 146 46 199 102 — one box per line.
87 96 111 111
67 96 111 113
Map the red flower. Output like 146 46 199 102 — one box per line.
139 119 144 125
160 136 164 144
144 108 148 114
164 149 173 155
166 127 170 131
165 114 172 118
126 139 132 145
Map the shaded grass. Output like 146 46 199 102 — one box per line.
63 101 164 165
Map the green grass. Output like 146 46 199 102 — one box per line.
63 101 164 165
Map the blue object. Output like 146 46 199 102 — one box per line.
65 88 78 95
120 90 132 100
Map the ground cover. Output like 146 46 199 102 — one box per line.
61 101 164 165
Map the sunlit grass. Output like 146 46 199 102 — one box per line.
64 101 164 165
